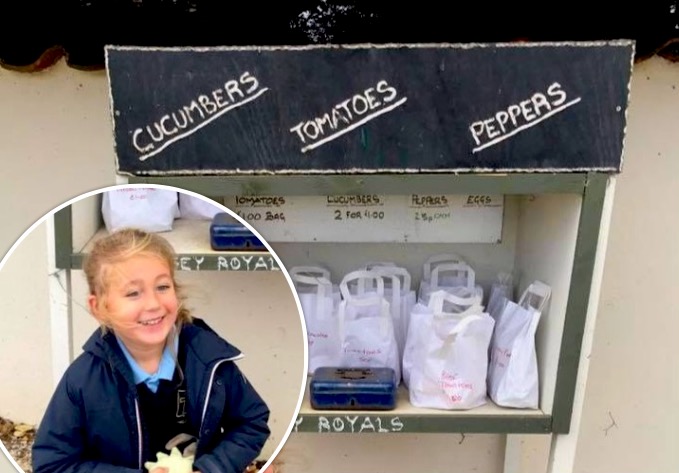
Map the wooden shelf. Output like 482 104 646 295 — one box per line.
294 383 551 434
63 219 280 271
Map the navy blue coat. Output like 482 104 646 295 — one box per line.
33 318 270 473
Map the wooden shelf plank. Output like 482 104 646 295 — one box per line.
69 220 280 271
294 383 551 434
129 173 588 197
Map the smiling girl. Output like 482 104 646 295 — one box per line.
32 228 270 473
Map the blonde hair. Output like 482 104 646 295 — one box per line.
83 228 192 331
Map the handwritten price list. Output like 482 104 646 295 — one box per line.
224 194 503 243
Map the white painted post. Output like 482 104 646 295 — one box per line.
547 177 617 472
46 214 73 387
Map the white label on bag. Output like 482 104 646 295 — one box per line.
439 371 475 404
225 194 503 243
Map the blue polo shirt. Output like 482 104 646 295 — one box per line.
116 336 178 393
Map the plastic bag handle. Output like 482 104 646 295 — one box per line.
372 266 412 292
496 271 513 285
432 313 484 342
363 261 398 270
291 274 332 294
289 266 331 281
291 274 334 319
518 281 551 313
427 289 481 317
369 267 409 320
430 262 475 289
356 265 412 296
340 270 385 300
386 266 412 292
423 253 466 280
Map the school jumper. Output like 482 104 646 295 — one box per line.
32 318 270 473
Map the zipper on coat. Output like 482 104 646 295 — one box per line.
199 354 243 432
135 398 143 470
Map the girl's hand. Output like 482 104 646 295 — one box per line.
149 468 169 473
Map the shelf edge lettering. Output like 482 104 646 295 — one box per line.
174 255 280 271
294 415 405 433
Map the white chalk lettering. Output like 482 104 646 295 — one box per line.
193 256 204 271
211 88 227 108
171 110 188 130
318 416 331 433
547 82 567 106
146 124 163 143
132 128 153 154
376 417 390 433
294 416 303 432
332 417 345 431
183 101 205 123
217 256 229 271
359 417 376 433
215 255 278 271
346 416 359 432
241 255 253 270
313 416 405 433
469 82 581 153
290 79 406 153
376 80 397 102
229 257 242 271
174 256 205 271
159 115 178 136
177 257 192 271
131 71 267 160
254 256 271 271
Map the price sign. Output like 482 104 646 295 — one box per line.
225 194 503 243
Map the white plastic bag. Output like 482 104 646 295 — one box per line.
402 289 483 388
487 272 514 321
487 281 551 409
401 300 434 389
338 271 400 383
290 266 341 375
178 193 224 220
486 271 514 355
102 188 178 233
407 290 494 410
354 263 416 360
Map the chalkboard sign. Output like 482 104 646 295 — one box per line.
105 41 634 176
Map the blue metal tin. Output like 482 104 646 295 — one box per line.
209 213 266 251
310 367 397 410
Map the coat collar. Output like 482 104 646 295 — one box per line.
83 328 138 388
82 317 243 376
180 317 243 365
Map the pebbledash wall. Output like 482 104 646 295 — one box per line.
0 55 677 473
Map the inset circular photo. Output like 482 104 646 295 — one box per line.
0 184 307 473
